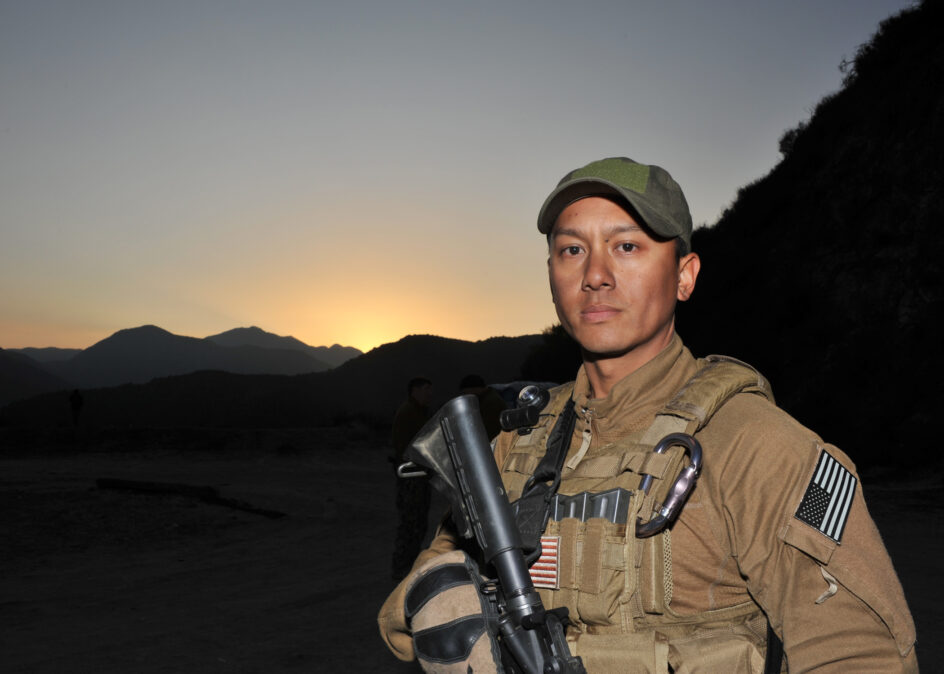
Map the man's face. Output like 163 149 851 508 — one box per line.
548 196 699 369
412 383 433 407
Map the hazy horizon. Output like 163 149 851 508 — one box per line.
1 0 915 352
4 322 519 353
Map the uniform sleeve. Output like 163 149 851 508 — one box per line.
704 396 917 672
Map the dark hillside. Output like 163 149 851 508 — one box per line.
676 0 943 467
45 325 331 388
9 347 82 363
328 333 542 417
205 326 361 368
0 350 72 407
0 334 540 429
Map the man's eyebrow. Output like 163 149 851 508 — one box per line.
604 223 643 237
551 226 583 240
552 223 643 239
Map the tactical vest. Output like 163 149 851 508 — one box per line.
501 356 780 673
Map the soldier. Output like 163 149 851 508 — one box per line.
379 157 917 671
458 373 508 440
389 376 433 582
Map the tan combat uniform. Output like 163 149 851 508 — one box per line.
379 335 917 672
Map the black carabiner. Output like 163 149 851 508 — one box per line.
636 432 703 538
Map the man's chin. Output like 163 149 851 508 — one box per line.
580 343 633 362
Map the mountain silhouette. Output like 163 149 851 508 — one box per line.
37 325 333 390
8 347 82 363
205 326 361 368
0 349 73 407
0 333 542 428
328 333 543 413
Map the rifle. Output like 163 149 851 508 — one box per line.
399 393 585 674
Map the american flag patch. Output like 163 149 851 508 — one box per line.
529 535 560 589
795 450 857 543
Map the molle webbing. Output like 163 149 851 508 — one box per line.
661 355 773 429
505 354 776 665
639 356 773 509
511 356 772 509
634 356 772 626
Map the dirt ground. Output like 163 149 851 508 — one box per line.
1 428 939 672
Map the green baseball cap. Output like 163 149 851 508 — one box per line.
537 157 693 253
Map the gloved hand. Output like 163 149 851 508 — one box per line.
403 549 503 672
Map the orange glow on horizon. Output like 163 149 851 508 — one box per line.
0 320 543 354
0 227 557 353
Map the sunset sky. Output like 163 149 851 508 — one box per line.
1 0 914 353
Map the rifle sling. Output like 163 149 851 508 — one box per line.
515 396 577 555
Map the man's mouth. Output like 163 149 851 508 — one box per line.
581 305 620 322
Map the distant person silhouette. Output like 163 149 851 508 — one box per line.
69 389 83 427
389 377 432 581
458 374 507 440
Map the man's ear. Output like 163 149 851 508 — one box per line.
677 252 701 302
547 256 557 304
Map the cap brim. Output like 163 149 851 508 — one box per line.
537 178 678 240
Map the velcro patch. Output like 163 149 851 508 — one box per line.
795 450 857 543
529 535 560 589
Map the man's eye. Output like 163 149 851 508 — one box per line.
618 243 637 253
562 245 582 256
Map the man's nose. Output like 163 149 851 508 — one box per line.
582 249 614 290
